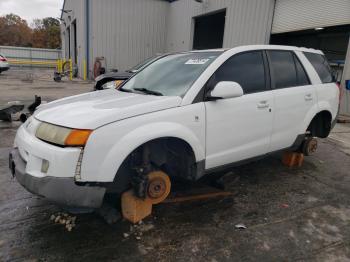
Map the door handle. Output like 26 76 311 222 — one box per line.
257 101 269 109
304 94 313 101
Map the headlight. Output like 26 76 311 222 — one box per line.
36 122 92 146
102 80 124 89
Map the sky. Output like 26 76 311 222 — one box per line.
0 0 64 25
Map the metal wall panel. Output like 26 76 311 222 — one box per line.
272 0 350 34
61 0 274 77
61 0 86 77
90 0 169 71
0 46 62 61
341 37 350 115
166 0 275 52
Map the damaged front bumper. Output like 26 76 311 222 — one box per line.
9 148 106 208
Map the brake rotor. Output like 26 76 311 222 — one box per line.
146 171 171 204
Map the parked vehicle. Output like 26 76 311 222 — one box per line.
94 55 162 90
9 45 339 210
0 54 10 74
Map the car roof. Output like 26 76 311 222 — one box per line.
187 45 324 55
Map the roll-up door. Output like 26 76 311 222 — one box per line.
272 0 350 34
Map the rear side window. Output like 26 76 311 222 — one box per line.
268 51 297 89
212 51 266 94
294 55 310 86
304 52 333 83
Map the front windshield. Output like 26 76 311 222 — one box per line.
129 56 157 72
121 51 222 97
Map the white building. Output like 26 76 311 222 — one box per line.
61 0 350 115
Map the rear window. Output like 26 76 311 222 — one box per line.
294 55 310 86
304 52 333 83
268 50 298 89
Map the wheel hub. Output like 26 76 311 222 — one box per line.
148 178 167 199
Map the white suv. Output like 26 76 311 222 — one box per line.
0 54 10 74
9 45 339 209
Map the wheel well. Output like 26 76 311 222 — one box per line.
108 137 197 194
134 137 197 178
307 110 332 138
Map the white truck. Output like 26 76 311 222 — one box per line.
9 45 339 210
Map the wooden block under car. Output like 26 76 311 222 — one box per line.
282 152 304 167
121 190 153 224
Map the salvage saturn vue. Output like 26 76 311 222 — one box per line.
9 45 339 212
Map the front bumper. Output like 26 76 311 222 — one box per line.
9 148 106 208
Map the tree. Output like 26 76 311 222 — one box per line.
32 17 61 49
0 14 32 47
0 14 61 49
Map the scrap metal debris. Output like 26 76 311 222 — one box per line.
123 220 155 240
235 224 247 230
50 212 77 232
28 95 42 114
0 102 24 122
0 96 42 122
280 203 289 209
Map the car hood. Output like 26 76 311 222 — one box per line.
34 90 182 129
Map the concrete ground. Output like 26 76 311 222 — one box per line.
1 69 350 261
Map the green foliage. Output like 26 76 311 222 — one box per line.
0 14 61 49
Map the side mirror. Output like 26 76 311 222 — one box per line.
208 81 244 101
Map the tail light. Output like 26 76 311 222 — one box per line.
0 57 7 62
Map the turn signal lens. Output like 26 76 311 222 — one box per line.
65 129 92 146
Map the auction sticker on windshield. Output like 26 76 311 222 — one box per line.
185 59 210 65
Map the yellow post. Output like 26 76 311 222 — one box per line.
57 59 61 73
83 59 87 81
59 59 63 73
69 58 73 81
63 59 66 73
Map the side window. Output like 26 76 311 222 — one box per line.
303 52 333 83
213 51 266 94
294 55 310 86
268 50 297 89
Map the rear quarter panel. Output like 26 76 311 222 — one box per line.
295 51 339 134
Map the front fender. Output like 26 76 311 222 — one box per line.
102 122 204 182
80 103 206 182
81 100 206 183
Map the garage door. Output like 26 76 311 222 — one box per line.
272 0 350 34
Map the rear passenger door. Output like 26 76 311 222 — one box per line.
205 51 274 169
267 50 316 152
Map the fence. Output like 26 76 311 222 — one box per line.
0 46 62 68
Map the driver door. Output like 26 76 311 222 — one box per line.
205 50 274 170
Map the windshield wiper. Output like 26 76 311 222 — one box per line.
133 88 163 96
118 87 134 93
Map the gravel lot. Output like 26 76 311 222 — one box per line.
1 69 350 261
